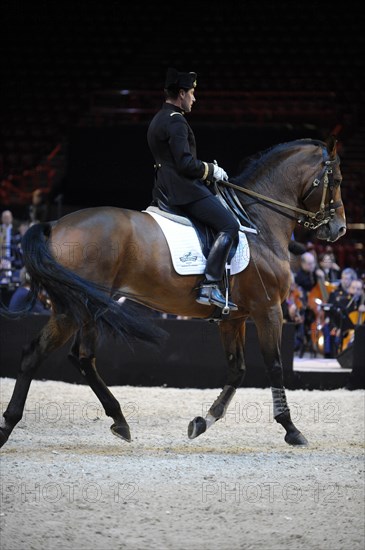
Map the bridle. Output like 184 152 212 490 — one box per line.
219 145 343 231
298 147 342 230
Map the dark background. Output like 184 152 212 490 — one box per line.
62 123 322 209
1 1 364 214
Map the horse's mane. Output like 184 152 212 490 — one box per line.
233 138 326 185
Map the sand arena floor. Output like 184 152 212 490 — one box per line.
0 379 364 550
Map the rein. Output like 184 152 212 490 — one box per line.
218 147 342 231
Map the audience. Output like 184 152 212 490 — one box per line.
8 267 51 314
29 189 49 224
0 210 18 269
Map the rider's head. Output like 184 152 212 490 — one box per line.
164 68 197 113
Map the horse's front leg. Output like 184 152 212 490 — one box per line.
255 305 308 446
188 318 246 439
68 326 131 442
0 315 76 448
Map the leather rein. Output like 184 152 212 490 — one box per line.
219 147 342 231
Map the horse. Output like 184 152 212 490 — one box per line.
0 136 346 449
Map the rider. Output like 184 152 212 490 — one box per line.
147 67 239 310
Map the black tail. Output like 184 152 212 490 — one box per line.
1 222 166 347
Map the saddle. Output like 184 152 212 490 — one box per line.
149 183 256 261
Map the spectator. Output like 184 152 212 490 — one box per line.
29 188 49 223
8 267 51 314
0 210 20 280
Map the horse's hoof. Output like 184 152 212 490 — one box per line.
285 430 308 446
110 423 131 442
188 416 207 440
0 427 10 449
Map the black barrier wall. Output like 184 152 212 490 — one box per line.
0 316 295 388
337 325 365 388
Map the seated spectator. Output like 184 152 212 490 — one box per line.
8 267 51 314
29 189 49 224
10 220 31 282
1 209 19 269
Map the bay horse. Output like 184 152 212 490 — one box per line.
0 136 346 449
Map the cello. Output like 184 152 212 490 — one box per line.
286 280 305 326
307 276 338 353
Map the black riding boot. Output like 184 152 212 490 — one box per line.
196 232 238 310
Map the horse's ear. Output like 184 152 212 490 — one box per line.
326 134 337 159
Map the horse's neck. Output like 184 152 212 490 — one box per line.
248 187 295 255
238 147 307 254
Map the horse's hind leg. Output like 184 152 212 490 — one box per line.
0 315 76 448
188 318 246 439
68 326 131 442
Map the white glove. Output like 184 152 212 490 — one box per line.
212 163 228 182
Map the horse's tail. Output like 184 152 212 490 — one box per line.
1 222 165 346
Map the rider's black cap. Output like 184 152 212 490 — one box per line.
164 68 197 91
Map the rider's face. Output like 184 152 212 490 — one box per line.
180 88 196 113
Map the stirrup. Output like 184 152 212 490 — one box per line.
196 283 238 311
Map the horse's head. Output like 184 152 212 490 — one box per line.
299 135 346 242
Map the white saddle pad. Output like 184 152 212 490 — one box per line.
144 210 250 275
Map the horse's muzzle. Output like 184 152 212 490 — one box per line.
316 222 346 242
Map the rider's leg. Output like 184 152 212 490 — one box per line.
181 195 239 309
